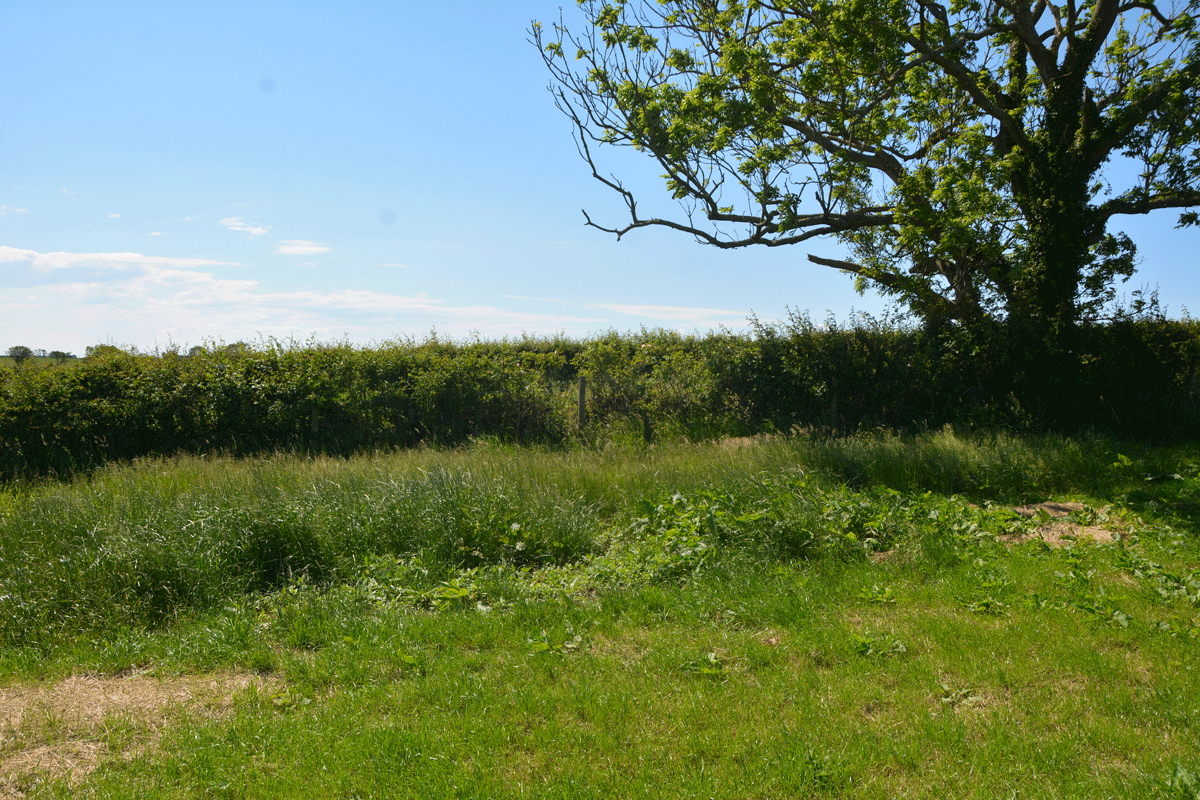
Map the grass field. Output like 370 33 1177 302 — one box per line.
1 430 1197 798
0 357 77 369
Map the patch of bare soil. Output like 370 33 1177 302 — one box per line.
0 672 277 797
1002 501 1117 547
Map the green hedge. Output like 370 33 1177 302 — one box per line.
2 318 1197 479
1076 319 1200 439
0 340 571 478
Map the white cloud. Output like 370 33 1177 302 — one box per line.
109 213 121 218
275 240 329 255
61 189 76 196
0 246 40 263
220 217 270 237
0 205 29 215
149 231 164 236
0 245 235 273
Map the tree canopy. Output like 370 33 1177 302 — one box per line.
535 0 1199 415
6 346 33 367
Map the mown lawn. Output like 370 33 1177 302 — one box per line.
1 430 1197 798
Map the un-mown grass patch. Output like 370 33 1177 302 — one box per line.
0 432 1198 798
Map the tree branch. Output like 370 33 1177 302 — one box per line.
902 31 1033 151
806 254 964 319
1096 190 1200 223
1063 0 1119 83
996 0 1061 84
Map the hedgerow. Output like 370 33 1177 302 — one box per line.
1 316 1197 479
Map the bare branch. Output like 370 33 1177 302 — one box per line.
1116 1 1173 26
1097 191 1200 223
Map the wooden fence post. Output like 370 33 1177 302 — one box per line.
578 376 587 428
829 376 839 432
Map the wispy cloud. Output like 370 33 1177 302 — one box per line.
591 304 747 323
1 245 608 349
0 205 29 215
149 231 164 236
220 217 270 237
276 240 329 255
0 245 235 274
109 213 121 218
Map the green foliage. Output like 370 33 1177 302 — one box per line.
2 318 1198 480
6 346 32 366
851 632 908 659
1166 764 1200 799
575 329 733 442
0 338 572 479
537 1 1200 426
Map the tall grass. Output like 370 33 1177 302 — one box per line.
788 426 1166 498
2 433 1198 798
2 430 1193 652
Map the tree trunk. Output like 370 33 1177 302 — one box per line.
1005 135 1101 426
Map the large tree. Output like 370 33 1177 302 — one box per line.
6 346 33 367
535 0 1200 417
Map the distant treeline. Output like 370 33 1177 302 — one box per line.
1 314 1197 479
2 347 77 365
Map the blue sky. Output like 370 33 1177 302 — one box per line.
2 1 1196 356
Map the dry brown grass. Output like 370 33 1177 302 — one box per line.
0 671 278 797
1002 501 1119 546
